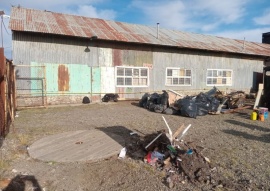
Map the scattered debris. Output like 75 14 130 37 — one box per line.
123 116 248 190
137 130 221 189
118 147 127 159
130 132 138 136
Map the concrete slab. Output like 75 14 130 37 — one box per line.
28 130 125 162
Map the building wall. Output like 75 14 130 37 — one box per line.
12 32 264 105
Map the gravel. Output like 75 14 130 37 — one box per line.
0 101 270 191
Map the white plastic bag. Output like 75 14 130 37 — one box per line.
118 147 127 159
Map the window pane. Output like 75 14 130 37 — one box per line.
167 69 172 76
125 78 132 85
207 78 212 84
222 71 226 77
179 78 184 84
218 71 223 76
213 78 217 84
217 78 222 84
133 78 139 85
117 68 124 76
125 68 132 76
172 70 179 77
141 78 147 85
179 69 185 76
213 70 218 77
173 78 178 84
185 78 191 84
141 69 148 76
167 78 172 85
222 78 226 84
133 69 139 77
117 78 124 85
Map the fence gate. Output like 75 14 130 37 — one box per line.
15 65 46 107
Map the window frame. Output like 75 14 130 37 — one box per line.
115 66 149 87
165 67 192 86
206 69 233 86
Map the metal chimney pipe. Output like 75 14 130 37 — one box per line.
157 23 159 39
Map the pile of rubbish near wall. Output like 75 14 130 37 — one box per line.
125 117 247 190
139 87 247 118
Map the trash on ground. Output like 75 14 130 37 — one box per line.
127 128 221 189
118 147 127 159
124 116 244 189
102 94 119 102
139 87 248 118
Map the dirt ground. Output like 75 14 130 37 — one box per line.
1 101 270 191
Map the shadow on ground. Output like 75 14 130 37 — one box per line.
3 175 42 191
225 119 270 132
95 126 149 160
222 129 270 143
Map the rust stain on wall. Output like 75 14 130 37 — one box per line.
58 65 69 91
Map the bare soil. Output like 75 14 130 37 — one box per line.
1 101 270 191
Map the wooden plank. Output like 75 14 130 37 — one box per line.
28 130 125 162
172 124 185 140
254 83 263 109
221 105 252 114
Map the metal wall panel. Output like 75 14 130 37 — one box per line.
91 67 101 94
153 51 264 92
34 63 91 95
69 64 91 93
121 50 153 67
100 67 115 94
12 32 265 102
13 33 98 66
98 48 112 67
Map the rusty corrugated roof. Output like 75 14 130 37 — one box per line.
9 7 270 57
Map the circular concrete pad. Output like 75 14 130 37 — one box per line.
28 130 125 162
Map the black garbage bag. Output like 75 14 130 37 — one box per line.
139 93 150 107
195 93 211 116
205 86 218 97
177 96 197 118
149 93 161 104
82 96 90 104
102 94 119 102
163 107 179 115
176 87 221 118
209 97 220 112
160 90 169 110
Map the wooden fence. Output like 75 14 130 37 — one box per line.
0 48 16 137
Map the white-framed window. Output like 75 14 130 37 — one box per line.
206 69 232 86
166 67 192 86
116 66 149 87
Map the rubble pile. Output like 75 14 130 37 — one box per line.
126 131 249 190
139 87 247 118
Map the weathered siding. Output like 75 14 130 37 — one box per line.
153 51 264 94
100 67 115 94
13 32 265 104
13 33 98 65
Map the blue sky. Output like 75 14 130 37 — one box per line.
1 0 270 59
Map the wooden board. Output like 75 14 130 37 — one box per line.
28 130 125 162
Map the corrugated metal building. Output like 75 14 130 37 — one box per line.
9 7 270 106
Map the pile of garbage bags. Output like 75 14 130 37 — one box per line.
139 90 177 115
176 88 220 118
139 87 222 118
